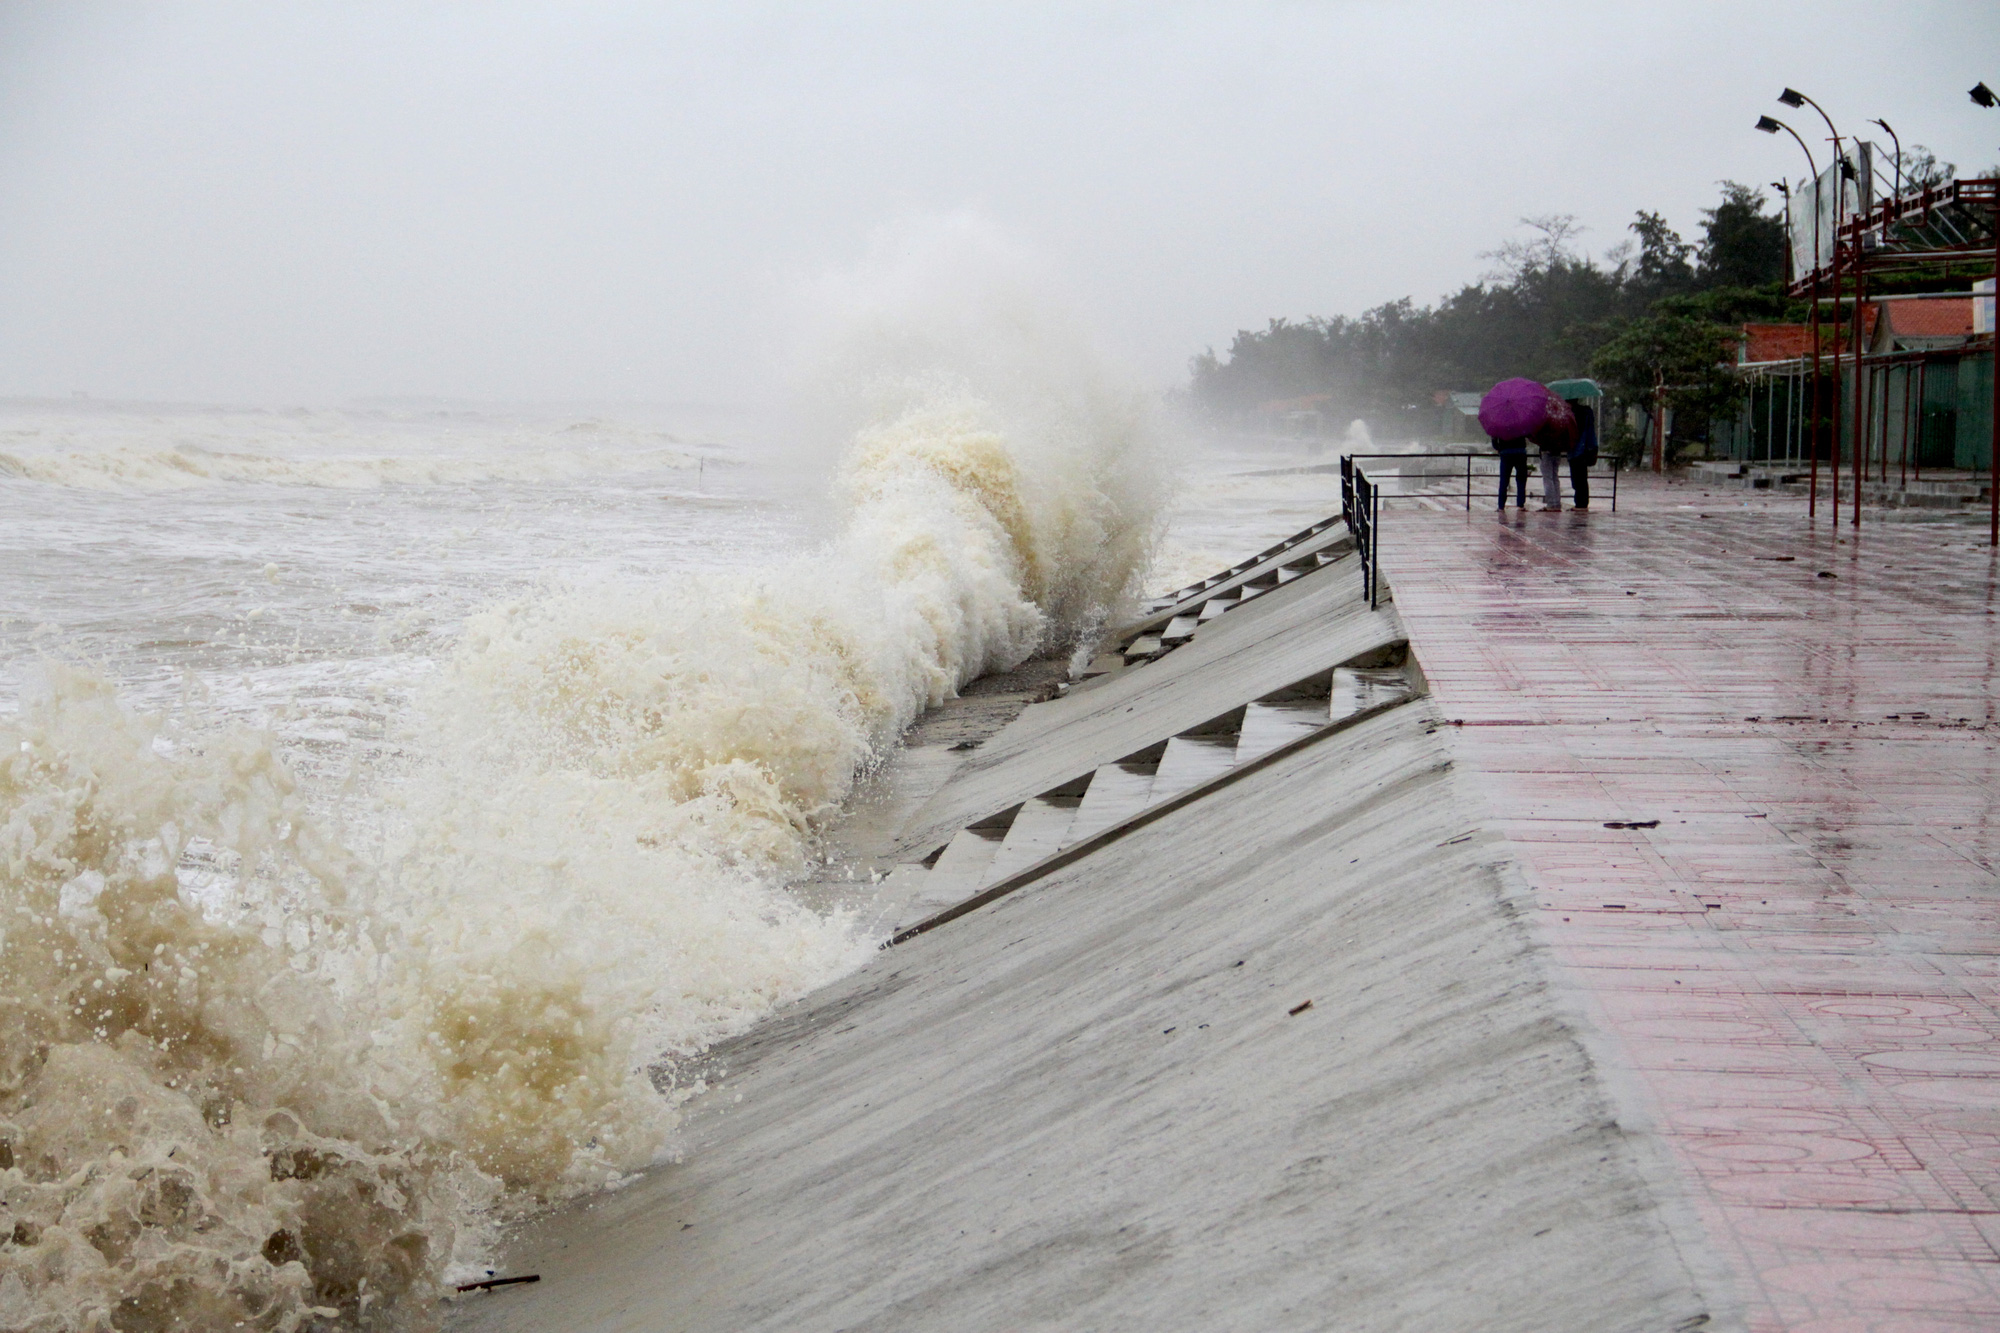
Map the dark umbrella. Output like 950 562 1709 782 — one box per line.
1531 395 1578 450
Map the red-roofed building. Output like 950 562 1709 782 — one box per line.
1737 308 1884 366
1720 296 1992 472
1868 296 1976 353
1739 324 1814 364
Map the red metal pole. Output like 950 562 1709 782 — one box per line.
1830 240 1842 528
1852 271 1866 528
1807 272 1822 517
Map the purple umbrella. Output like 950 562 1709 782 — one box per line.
1477 377 1552 440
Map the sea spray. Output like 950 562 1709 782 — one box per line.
0 235 1171 1328
0 669 485 1331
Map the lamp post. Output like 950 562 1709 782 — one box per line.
1780 89 1857 527
1773 179 1796 465
1758 114 1825 518
1972 81 1998 545
1865 119 1904 493
1869 118 1902 200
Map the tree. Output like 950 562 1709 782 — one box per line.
1696 182 1786 289
1185 181 1796 451
1627 211 1695 300
1481 214 1586 282
1588 314 1745 465
1901 145 1956 190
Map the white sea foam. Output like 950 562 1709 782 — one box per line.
0 231 1168 1328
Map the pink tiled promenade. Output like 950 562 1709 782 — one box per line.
1385 476 2000 1333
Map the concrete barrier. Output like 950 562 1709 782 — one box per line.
451 650 1717 1331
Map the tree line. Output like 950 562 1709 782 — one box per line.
1185 181 1809 457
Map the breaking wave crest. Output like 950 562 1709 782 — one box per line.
0 259 1167 1327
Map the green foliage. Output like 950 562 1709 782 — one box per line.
1189 182 1794 452
1696 183 1787 289
1589 314 1747 463
1627 211 1696 300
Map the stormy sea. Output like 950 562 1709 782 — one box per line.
0 259 1339 1330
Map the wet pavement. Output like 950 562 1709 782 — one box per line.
1387 480 2000 1332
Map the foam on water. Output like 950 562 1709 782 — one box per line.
0 409 698 492
0 238 1168 1329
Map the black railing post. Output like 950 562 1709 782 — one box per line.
1369 478 1381 609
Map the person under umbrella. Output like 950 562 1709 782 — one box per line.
1567 397 1599 509
1478 378 1555 512
1531 395 1579 512
1492 435 1531 510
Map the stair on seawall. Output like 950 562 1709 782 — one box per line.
877 654 1416 938
809 512 1367 925
895 531 1401 865
1094 529 1351 679
1140 513 1348 612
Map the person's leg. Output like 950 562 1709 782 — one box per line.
1571 457 1590 508
1513 455 1528 507
1539 452 1561 509
1497 456 1509 509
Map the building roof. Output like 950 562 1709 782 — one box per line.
1742 306 1893 365
1880 296 1974 340
1741 324 1814 363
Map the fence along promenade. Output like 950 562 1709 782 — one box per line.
1339 450 1622 607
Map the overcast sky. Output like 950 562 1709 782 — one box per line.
2 1 1996 404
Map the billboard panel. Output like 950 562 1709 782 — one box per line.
1785 141 1878 280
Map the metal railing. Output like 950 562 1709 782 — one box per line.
1342 451 1620 513
1339 451 1623 608
1340 457 1381 608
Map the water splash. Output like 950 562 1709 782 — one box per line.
0 229 1168 1328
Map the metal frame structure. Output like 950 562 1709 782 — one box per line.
1788 176 2000 543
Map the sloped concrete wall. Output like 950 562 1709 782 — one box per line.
452 701 1716 1333
894 551 1400 858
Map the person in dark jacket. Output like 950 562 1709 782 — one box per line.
1492 435 1531 510
1568 400 1599 509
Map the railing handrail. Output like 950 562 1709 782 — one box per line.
1340 452 1621 606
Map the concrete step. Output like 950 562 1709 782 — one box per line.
1196 591 1241 622
982 787 1085 884
890 651 1413 934
1333 665 1414 720
1062 751 1162 845
1696 462 1992 508
1234 698 1328 763
916 819 1011 904
1148 733 1241 804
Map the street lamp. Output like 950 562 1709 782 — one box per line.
1869 119 1902 198
1780 88 1862 525
1759 114 1826 516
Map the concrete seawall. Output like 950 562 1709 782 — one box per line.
450 536 1721 1332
